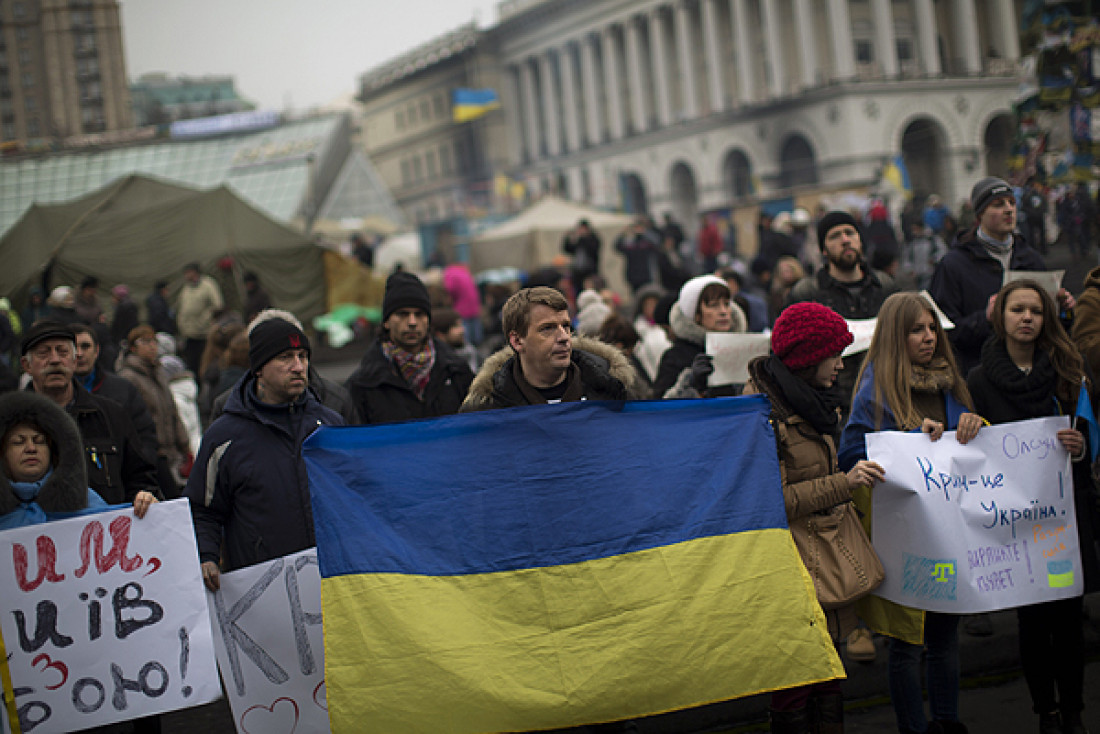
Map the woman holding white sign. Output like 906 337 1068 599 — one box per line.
745 302 886 734
839 291 984 734
966 279 1098 734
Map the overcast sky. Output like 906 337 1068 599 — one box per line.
121 0 500 111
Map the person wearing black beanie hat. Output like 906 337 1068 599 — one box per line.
345 271 474 424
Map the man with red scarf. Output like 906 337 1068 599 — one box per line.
346 272 474 424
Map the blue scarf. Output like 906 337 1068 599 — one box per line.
11 467 52 503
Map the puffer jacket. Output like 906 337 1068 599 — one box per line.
118 353 189 465
184 372 343 572
460 335 643 411
346 336 474 425
0 391 103 523
744 357 857 642
653 296 747 398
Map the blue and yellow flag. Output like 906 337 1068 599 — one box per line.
305 397 843 733
1076 380 1099 461
883 154 912 197
452 88 500 122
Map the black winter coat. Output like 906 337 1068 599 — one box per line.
346 337 473 425
185 373 343 571
49 381 160 505
87 370 159 462
930 229 1048 374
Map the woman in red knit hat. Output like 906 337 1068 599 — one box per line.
745 301 885 733
838 292 984 734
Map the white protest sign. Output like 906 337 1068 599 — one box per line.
866 417 1082 613
1004 269 1064 297
208 548 329 734
842 319 878 357
706 333 771 385
0 499 220 734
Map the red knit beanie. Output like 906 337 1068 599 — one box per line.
771 302 853 370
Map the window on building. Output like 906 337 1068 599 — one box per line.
454 140 466 173
2 122 15 140
407 103 417 125
425 150 436 177
396 109 405 129
13 3 26 19
18 49 31 65
432 94 444 118
16 28 30 42
401 159 411 185
896 38 914 61
855 40 873 63
419 99 430 121
27 117 39 136
412 156 423 181
21 72 32 88
440 145 452 175
24 96 35 111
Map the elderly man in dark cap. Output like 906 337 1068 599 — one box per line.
931 176 1075 377
345 271 474 425
185 315 343 592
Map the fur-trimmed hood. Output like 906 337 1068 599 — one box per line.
0 391 89 516
669 297 747 347
463 334 643 409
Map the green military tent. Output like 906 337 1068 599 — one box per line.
0 174 326 323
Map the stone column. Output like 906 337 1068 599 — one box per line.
674 0 699 119
625 16 650 133
519 60 540 161
559 43 583 152
793 0 817 88
579 34 603 146
539 52 562 156
730 0 755 104
994 0 1019 60
913 0 941 76
952 0 981 74
700 0 726 112
505 65 525 165
650 7 674 127
601 26 626 139
871 0 897 77
761 0 785 96
827 0 855 80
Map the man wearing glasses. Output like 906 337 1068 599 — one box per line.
20 321 159 511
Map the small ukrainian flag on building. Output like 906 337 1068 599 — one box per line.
452 87 501 122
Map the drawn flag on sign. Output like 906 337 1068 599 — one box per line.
304 396 844 733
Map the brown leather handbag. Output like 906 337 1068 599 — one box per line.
789 501 885 610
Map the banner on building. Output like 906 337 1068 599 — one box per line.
207 548 329 734
865 417 1083 613
0 500 220 733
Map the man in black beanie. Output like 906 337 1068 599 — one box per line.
345 271 474 424
787 210 895 420
185 315 343 592
931 176 1075 377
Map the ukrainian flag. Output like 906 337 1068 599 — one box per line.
305 396 843 733
883 154 912 197
452 88 501 122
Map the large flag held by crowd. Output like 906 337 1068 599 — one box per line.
304 396 844 733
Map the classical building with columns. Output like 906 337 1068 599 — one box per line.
496 0 1021 241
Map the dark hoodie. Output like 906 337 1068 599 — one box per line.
184 372 343 571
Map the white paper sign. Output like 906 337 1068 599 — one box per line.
0 500 220 734
706 332 771 385
842 319 878 357
1004 269 1064 297
865 417 1082 613
208 548 329 734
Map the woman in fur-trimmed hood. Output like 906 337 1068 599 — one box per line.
0 390 107 529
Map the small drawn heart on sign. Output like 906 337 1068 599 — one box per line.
313 680 327 711
241 697 300 734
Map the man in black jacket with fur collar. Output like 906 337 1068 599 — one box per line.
461 287 642 410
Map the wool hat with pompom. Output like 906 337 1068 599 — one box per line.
771 302 853 370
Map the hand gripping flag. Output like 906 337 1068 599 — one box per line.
304 396 843 733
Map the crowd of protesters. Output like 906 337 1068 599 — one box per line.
1 175 1099 734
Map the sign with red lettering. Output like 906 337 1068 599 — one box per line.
0 499 220 733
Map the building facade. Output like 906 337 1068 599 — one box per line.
130 73 255 127
357 23 512 228
0 0 133 144
495 0 1022 241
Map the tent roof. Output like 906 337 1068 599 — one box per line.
0 173 326 321
473 196 633 243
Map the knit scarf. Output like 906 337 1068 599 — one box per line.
978 338 1059 418
10 467 53 503
760 355 842 439
383 338 436 401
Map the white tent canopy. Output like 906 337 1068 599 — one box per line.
470 196 634 297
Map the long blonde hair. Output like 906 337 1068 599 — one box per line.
853 292 974 430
